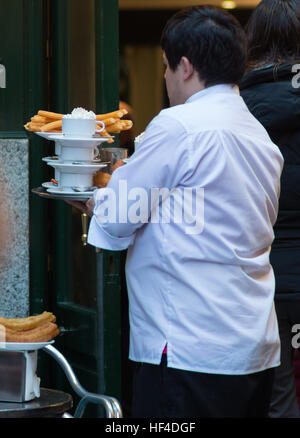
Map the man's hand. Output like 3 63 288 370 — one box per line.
65 197 95 217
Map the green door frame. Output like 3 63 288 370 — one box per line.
94 0 122 401
21 1 50 314
27 0 122 413
0 0 123 416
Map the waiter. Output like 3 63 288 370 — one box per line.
73 5 283 418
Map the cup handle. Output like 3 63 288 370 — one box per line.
93 147 99 158
96 120 105 134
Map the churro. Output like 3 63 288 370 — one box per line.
0 311 56 331
111 160 126 172
93 171 111 188
96 109 128 120
106 121 123 133
24 122 43 132
40 120 62 132
38 110 64 120
99 129 115 143
93 158 126 188
120 120 133 130
3 322 59 343
24 108 131 141
31 115 49 123
100 117 118 127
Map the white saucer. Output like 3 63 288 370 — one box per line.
47 162 107 169
33 187 92 201
0 340 55 351
42 157 105 165
35 132 63 140
47 187 95 196
42 181 57 188
42 156 60 162
49 134 111 146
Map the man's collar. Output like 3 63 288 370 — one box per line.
185 84 238 104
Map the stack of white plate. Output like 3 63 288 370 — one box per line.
36 131 109 198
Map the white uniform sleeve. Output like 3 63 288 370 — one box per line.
87 113 191 250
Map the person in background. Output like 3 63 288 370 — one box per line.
239 0 300 418
119 101 135 156
71 5 283 417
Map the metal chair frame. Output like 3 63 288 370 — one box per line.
42 344 123 418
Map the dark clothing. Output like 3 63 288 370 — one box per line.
131 354 274 418
240 63 300 297
240 63 300 418
269 300 300 417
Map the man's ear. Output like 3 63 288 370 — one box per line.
181 56 194 80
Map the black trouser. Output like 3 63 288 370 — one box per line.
131 354 275 418
269 299 300 418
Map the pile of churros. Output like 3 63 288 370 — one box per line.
0 311 59 343
93 159 126 188
24 109 133 143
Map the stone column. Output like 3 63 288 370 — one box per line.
0 138 29 317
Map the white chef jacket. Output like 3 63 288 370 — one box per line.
88 84 283 374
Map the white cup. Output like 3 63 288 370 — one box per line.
60 145 99 161
59 172 93 189
62 118 105 138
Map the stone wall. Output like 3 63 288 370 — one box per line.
0 138 29 317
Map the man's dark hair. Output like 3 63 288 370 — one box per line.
246 0 300 68
160 5 247 86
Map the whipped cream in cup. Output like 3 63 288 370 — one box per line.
64 107 96 120
62 107 104 138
